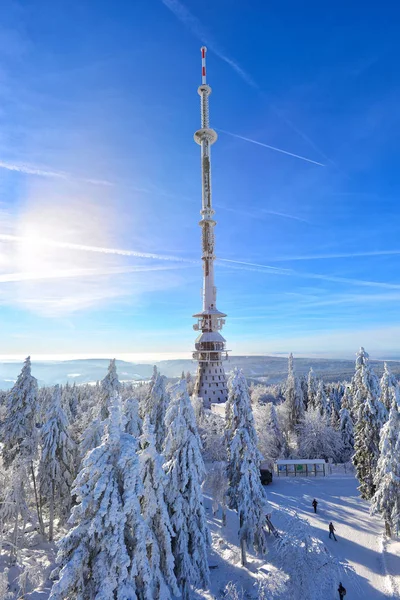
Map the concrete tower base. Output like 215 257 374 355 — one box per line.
195 361 228 408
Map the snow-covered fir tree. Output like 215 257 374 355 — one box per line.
371 399 400 536
352 348 387 499
50 396 153 600
353 390 386 500
254 402 285 467
315 380 329 420
225 369 267 565
2 356 39 468
296 409 343 462
380 362 398 413
351 347 385 420
123 396 142 437
204 461 228 524
163 379 210 599
0 463 30 562
306 368 318 411
284 353 304 431
339 402 354 462
139 416 179 598
1 357 44 534
330 404 340 430
273 509 351 600
79 410 104 460
99 358 121 421
140 366 170 453
38 385 75 541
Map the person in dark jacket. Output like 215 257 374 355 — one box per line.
312 498 318 513
329 522 337 541
338 582 346 598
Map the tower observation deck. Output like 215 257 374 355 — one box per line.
192 47 228 408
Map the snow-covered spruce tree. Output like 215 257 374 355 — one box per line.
254 403 285 467
380 362 398 413
1 357 44 535
353 390 386 500
0 462 30 562
140 366 170 453
352 348 388 499
314 380 329 420
203 461 228 523
38 385 75 541
339 403 354 462
296 409 343 462
273 509 351 600
284 353 304 431
99 358 121 421
306 368 317 411
79 409 104 461
351 347 385 421
225 369 267 566
50 396 153 600
371 400 400 537
123 396 142 438
163 379 210 599
2 357 39 468
139 416 179 598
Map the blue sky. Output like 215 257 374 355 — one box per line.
1 0 400 359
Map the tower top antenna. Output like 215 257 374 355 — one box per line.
201 46 207 84
192 46 228 408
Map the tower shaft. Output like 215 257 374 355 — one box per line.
192 47 228 408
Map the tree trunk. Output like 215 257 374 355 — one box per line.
30 462 45 537
240 538 247 566
11 512 18 564
385 519 391 538
222 506 227 526
181 579 189 600
49 482 55 542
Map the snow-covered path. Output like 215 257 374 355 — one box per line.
268 475 400 599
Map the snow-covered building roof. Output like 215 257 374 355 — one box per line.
275 459 326 465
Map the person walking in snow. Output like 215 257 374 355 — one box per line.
312 498 318 513
338 582 346 598
329 522 337 541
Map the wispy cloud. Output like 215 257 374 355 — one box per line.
218 129 325 167
0 234 199 265
0 264 192 285
269 249 400 261
214 204 309 224
218 258 400 290
0 160 114 186
262 210 310 224
161 0 258 88
160 0 331 165
4 233 398 297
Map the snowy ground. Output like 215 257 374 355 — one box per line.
1 474 399 599
205 474 400 599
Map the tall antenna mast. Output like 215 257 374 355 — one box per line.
193 46 228 408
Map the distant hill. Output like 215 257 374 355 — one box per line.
1 355 399 390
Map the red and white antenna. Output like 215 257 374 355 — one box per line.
201 46 207 84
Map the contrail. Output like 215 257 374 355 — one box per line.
4 233 396 291
160 0 332 165
0 264 192 284
269 249 400 261
263 210 310 224
0 160 114 187
160 0 258 89
218 130 325 167
0 234 199 265
218 258 400 290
